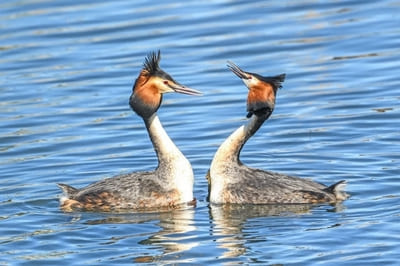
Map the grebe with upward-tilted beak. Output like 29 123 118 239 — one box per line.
208 61 348 204
58 51 202 212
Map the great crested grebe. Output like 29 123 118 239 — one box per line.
208 61 348 204
58 51 202 212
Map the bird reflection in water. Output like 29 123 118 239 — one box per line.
135 208 197 264
70 207 197 264
209 203 344 259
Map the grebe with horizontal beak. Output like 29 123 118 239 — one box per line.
58 51 202 212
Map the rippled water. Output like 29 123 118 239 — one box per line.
1 0 399 264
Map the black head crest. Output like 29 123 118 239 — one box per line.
254 73 286 93
143 50 161 75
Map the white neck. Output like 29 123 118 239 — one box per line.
145 114 194 201
211 115 262 168
209 115 264 203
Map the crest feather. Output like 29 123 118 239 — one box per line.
255 73 286 92
143 50 161 75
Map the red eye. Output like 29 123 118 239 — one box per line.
163 81 168 85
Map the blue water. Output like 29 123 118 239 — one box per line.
1 0 400 264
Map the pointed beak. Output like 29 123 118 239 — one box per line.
168 82 203 96
227 61 251 80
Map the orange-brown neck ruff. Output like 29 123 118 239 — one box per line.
247 82 275 118
130 71 162 119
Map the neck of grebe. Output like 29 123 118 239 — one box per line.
145 114 190 169
144 114 193 200
209 114 266 204
211 114 267 167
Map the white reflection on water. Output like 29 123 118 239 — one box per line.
209 203 344 259
70 207 198 264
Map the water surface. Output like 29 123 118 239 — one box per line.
1 0 399 264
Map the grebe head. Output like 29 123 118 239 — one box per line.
130 51 202 119
227 61 285 118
